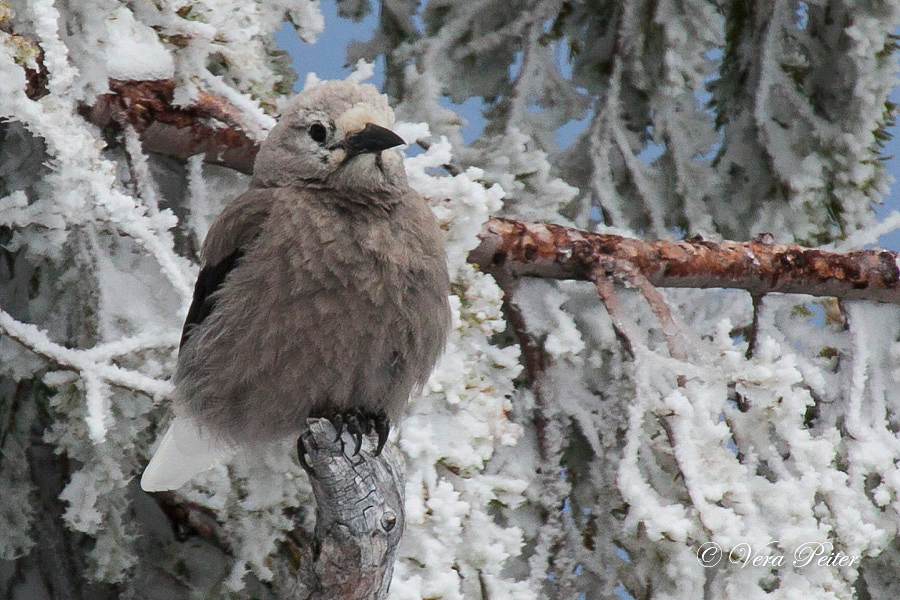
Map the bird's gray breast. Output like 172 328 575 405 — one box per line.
176 190 448 444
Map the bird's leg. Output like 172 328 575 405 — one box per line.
296 435 315 476
373 412 390 457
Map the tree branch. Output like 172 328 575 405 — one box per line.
83 80 259 175
8 70 894 305
469 218 900 304
293 420 405 600
73 79 900 309
0 308 174 399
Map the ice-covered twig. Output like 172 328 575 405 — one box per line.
491 275 545 384
612 123 666 236
416 139 461 176
745 294 764 359
197 73 276 140
118 120 162 215
0 309 173 399
833 210 900 251
186 154 212 254
615 262 689 361
82 372 111 442
80 330 179 362
587 263 636 359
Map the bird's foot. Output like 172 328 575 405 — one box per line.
325 408 390 457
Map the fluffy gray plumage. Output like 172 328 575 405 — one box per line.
141 81 450 490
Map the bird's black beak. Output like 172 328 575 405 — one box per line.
343 123 406 161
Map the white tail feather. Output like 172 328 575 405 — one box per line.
140 417 234 491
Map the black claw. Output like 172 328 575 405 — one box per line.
318 407 391 457
353 430 364 456
374 413 390 456
343 412 362 456
297 435 315 476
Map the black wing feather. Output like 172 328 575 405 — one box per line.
180 249 245 348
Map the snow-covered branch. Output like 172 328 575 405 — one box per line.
72 79 900 308
0 309 174 401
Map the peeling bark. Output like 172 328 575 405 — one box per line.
83 80 259 174
469 218 900 304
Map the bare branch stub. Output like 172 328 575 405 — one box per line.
293 420 405 600
587 263 636 360
470 218 900 304
492 274 546 384
615 262 688 361
492 274 554 461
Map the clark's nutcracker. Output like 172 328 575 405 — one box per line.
141 81 450 491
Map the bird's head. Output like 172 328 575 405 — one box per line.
251 81 408 195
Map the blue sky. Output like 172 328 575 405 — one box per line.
276 2 900 250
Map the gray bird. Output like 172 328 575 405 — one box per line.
141 81 450 491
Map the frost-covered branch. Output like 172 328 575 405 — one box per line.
469 218 900 304
587 267 636 359
0 309 173 402
491 274 546 383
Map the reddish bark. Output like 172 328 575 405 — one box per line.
82 79 259 174
469 218 900 304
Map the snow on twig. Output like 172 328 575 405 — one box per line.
119 121 161 215
82 372 111 442
80 330 180 362
0 309 174 401
186 154 213 248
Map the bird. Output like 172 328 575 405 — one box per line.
140 80 451 491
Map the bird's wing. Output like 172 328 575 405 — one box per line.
143 189 272 491
140 416 235 491
180 189 273 348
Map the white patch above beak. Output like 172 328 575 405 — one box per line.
336 103 392 136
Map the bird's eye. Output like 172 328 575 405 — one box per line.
308 123 327 144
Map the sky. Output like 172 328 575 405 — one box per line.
275 2 900 251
